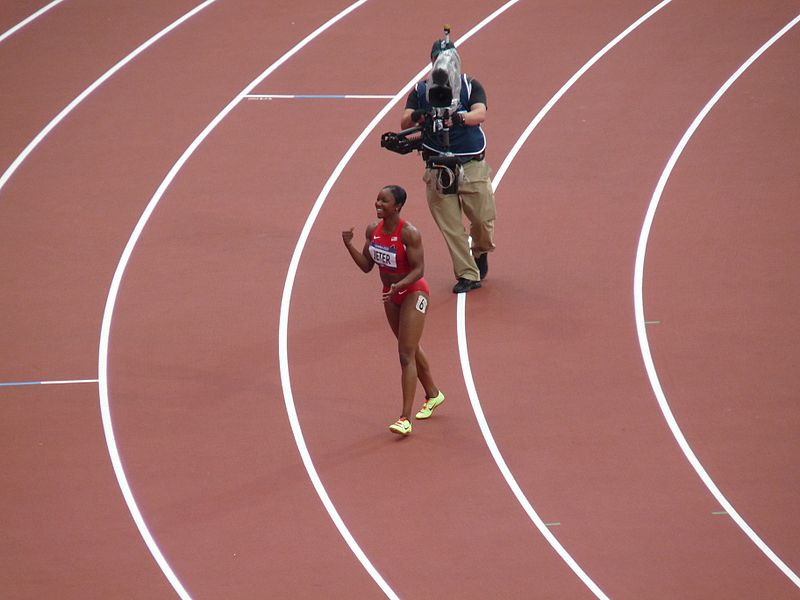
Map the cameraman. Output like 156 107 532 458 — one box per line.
401 40 496 294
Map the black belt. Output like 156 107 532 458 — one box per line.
460 152 485 164
422 151 484 164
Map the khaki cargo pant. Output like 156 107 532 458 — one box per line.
423 158 496 281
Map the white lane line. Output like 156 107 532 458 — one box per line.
0 0 67 44
41 378 98 385
458 2 676 598
276 3 520 598
97 3 375 599
634 14 800 588
0 0 219 199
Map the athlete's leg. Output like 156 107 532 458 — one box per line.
414 344 439 399
384 300 401 337
383 300 414 419
395 292 431 419
384 297 438 400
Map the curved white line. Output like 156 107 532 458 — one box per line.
97 3 372 598
276 3 520 598
0 0 67 44
0 0 219 198
458 2 678 598
634 15 800 588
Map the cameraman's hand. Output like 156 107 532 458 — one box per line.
410 109 426 124
450 111 465 127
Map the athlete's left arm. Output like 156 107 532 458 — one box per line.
394 224 425 293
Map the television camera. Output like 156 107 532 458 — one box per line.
380 27 462 193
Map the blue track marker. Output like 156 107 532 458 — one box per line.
0 379 98 388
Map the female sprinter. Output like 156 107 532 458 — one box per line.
342 185 445 435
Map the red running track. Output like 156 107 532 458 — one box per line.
1 1 798 598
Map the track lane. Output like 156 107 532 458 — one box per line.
0 0 204 174
280 1 628 597
106 2 600 597
0 383 177 598
100 1 399 597
458 0 800 597
1 0 380 597
641 17 800 581
0 3 239 597
6 0 798 597
460 3 678 598
107 97 386 600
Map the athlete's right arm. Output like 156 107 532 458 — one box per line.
342 223 375 273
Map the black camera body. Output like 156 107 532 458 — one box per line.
427 79 453 111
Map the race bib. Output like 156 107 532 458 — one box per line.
369 243 397 269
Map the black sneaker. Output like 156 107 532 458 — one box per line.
453 278 481 294
475 253 489 280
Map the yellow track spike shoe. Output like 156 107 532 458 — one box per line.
415 391 445 419
389 417 412 435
